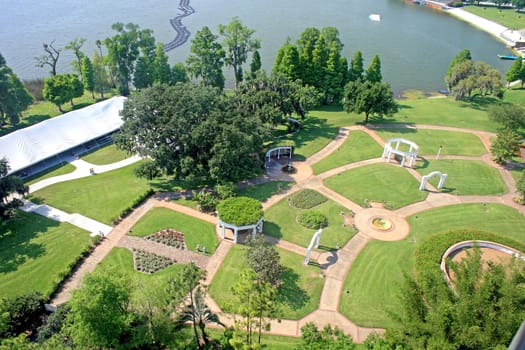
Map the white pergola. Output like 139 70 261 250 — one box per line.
217 216 264 244
382 138 419 168
265 146 293 165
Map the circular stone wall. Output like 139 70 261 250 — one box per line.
441 240 525 285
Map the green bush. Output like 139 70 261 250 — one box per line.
216 197 263 226
297 210 328 229
194 190 219 213
289 189 327 209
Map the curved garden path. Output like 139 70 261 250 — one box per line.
27 122 524 342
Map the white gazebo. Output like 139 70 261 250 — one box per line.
382 138 419 168
217 216 264 244
265 146 293 167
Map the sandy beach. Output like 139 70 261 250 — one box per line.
446 7 524 48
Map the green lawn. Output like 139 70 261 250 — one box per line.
504 88 525 106
237 181 295 202
129 207 218 254
209 245 324 320
375 128 487 156
416 159 507 195
312 131 383 174
98 247 186 280
25 162 76 186
273 116 340 160
395 97 500 132
340 203 525 328
30 162 151 224
0 211 93 299
463 5 525 30
81 143 130 165
324 164 428 209
264 194 356 249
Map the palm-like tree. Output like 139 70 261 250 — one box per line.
181 287 224 348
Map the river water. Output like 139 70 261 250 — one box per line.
0 0 513 93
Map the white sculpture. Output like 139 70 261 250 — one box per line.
382 138 419 168
419 171 448 191
304 229 323 265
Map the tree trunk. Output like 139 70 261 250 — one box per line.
57 104 64 113
365 112 370 124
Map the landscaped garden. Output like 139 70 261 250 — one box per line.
324 163 428 209
29 162 152 224
312 130 383 174
416 159 507 195
0 211 93 299
374 128 487 156
209 245 324 319
339 203 525 328
264 189 357 249
129 207 218 254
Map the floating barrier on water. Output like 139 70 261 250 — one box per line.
164 0 195 52
369 14 381 21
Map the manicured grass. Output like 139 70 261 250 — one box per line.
264 194 356 249
25 162 76 185
81 143 129 165
98 247 185 280
416 159 507 195
504 88 525 106
273 116 340 159
0 92 116 137
395 97 500 132
340 203 525 328
375 128 487 156
0 211 92 299
209 245 324 320
324 164 428 209
237 181 294 202
129 208 218 254
463 5 525 30
30 162 151 224
312 131 383 174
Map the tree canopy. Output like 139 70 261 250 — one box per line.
186 26 226 89
343 79 398 123
0 54 32 126
0 158 27 220
115 83 268 183
42 74 83 112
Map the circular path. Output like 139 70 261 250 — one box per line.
28 122 524 342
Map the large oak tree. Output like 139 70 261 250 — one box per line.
115 83 268 183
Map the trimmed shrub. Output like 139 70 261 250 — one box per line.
297 210 328 229
194 189 218 213
289 189 327 209
217 197 263 226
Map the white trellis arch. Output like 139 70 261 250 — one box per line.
304 229 323 265
419 171 448 191
217 216 264 244
265 146 293 166
382 138 419 168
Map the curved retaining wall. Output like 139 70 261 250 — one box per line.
441 240 525 286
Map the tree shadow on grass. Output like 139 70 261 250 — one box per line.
0 212 54 273
262 221 282 240
277 267 309 312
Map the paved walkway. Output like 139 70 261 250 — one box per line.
28 121 525 342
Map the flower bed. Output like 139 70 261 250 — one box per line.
145 228 186 249
289 189 327 209
132 249 176 274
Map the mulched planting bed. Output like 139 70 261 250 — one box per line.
145 228 186 250
132 249 177 274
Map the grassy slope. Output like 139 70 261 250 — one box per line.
0 211 92 299
30 162 151 224
340 203 525 328
312 131 383 174
463 5 525 30
416 159 507 195
324 164 428 209
81 143 129 165
375 128 487 156
209 245 324 320
264 196 356 249
129 207 218 254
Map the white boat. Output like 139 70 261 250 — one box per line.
369 14 381 21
